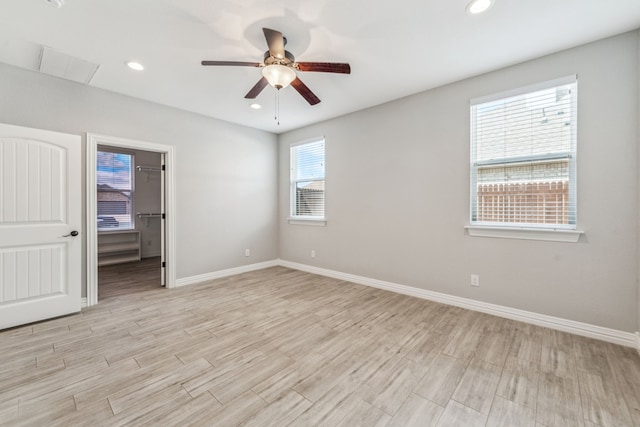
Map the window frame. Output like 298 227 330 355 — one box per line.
468 75 582 242
96 147 135 232
289 137 326 225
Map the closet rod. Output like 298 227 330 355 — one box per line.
136 213 162 218
136 165 161 172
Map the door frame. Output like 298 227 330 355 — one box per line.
86 133 176 306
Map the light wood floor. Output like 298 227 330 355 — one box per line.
98 257 162 299
2 266 640 426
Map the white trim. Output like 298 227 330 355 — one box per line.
81 298 87 308
86 133 176 306
149 257 637 347
465 226 583 242
86 139 98 307
289 135 325 148
175 260 279 287
278 259 636 348
469 76 579 233
288 218 327 226
470 74 578 105
290 138 326 219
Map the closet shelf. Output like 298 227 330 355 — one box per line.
97 230 141 266
98 255 140 266
98 241 140 254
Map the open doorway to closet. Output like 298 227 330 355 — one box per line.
96 146 163 298
86 134 175 307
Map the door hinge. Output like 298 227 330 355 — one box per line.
162 261 166 268
161 213 165 219
161 165 165 171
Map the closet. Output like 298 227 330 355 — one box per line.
97 145 164 298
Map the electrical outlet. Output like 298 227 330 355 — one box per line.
244 249 250 257
470 274 480 287
311 250 316 258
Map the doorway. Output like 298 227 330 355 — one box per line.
86 133 175 306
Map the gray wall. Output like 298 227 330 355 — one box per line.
0 62 279 293
1 31 638 333
279 31 639 332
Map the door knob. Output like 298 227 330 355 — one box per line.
62 231 79 237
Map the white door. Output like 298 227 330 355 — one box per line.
0 123 81 330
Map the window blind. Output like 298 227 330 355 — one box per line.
97 150 134 230
470 76 577 228
291 139 325 218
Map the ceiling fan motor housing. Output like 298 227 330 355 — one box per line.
263 50 296 66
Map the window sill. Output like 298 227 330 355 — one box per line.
288 218 327 226
465 225 583 242
98 228 136 234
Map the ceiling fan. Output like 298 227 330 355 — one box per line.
201 28 351 105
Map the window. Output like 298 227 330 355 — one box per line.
470 76 577 230
97 150 134 230
290 138 325 219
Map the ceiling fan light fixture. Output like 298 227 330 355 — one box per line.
467 0 494 14
262 64 296 89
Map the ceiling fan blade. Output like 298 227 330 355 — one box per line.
244 77 269 99
201 61 261 67
262 28 285 59
291 77 321 105
296 62 351 74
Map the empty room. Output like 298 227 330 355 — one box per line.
2 0 640 426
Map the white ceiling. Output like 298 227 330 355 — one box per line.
1 0 640 134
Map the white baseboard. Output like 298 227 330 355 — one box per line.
278 259 638 348
168 258 637 348
175 260 279 287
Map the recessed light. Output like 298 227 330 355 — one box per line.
250 103 262 110
467 0 494 14
126 61 144 71
44 0 64 8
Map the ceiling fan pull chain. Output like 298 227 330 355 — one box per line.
275 89 280 126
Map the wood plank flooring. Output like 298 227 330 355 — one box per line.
2 265 640 426
98 257 162 299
